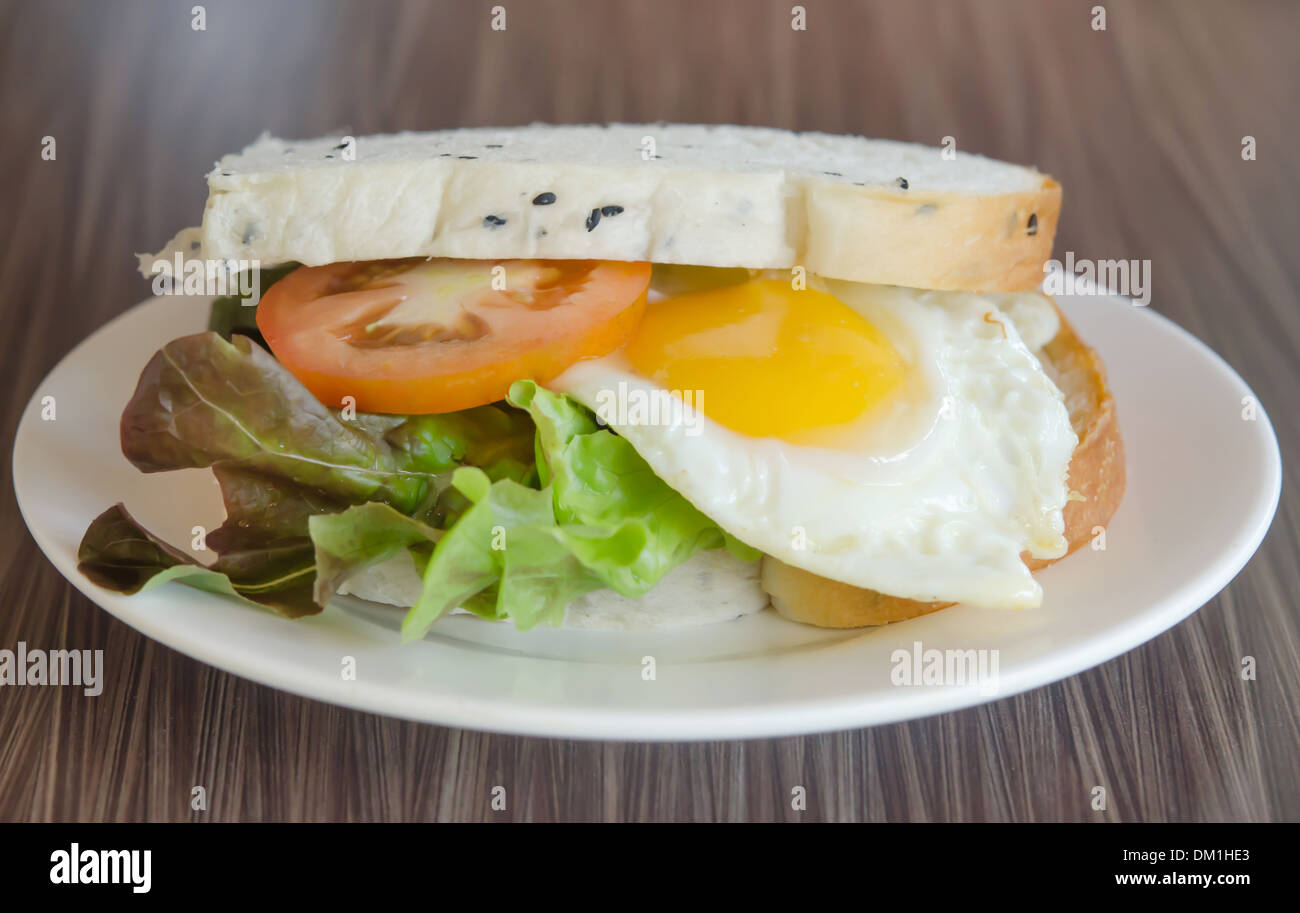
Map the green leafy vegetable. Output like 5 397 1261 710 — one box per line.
80 331 535 617
78 504 318 618
399 383 757 636
119 332 534 517
207 262 299 347
401 466 609 636
308 502 441 607
78 333 755 634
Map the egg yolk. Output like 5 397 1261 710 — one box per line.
623 279 905 440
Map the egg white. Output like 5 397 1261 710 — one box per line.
549 279 1077 610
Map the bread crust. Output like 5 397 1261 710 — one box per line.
762 301 1125 628
1022 306 1126 570
804 182 1062 293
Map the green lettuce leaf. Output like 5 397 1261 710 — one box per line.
79 333 755 634
78 503 319 618
308 502 441 607
80 331 535 616
206 262 300 348
119 331 534 519
401 467 609 637
398 383 757 637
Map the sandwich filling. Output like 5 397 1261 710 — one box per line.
79 257 1075 634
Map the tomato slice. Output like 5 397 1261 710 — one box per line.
256 258 650 414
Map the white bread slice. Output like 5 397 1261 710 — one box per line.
338 546 768 631
197 124 1060 292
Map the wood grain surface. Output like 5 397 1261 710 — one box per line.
0 0 1295 822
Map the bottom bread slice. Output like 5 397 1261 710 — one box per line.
338 547 769 630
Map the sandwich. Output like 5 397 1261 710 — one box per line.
77 124 1125 635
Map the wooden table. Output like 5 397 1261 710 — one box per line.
1 0 1295 821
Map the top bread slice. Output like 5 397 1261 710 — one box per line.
198 124 1060 292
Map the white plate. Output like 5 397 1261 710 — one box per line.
13 287 1281 740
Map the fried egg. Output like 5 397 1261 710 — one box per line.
548 273 1077 610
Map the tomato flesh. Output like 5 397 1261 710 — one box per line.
256 258 651 414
